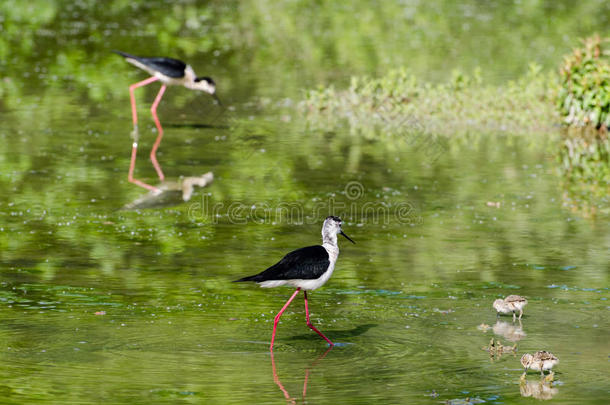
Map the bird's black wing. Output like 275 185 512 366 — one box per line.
139 57 187 78
235 245 330 282
114 50 187 78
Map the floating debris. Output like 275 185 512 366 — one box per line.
424 389 439 398
433 308 455 315
442 397 486 405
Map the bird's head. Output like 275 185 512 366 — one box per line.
492 299 505 311
194 76 222 105
322 216 355 244
520 353 533 369
194 76 216 93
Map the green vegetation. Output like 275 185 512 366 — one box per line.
556 36 610 197
557 35 610 129
301 65 557 138
302 35 610 205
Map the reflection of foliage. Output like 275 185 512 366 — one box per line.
560 127 610 184
0 0 57 59
560 130 610 219
562 179 610 219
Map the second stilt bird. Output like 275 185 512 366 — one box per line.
114 51 220 193
235 216 355 350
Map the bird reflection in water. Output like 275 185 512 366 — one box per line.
270 347 333 404
492 320 526 342
481 337 517 362
520 379 559 400
122 172 213 209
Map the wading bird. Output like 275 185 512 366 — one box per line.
521 351 559 380
114 51 220 192
493 295 528 321
234 216 355 350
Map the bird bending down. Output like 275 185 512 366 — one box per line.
114 51 219 193
521 351 559 380
235 216 355 350
493 295 528 321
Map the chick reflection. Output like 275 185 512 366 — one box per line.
123 172 213 210
270 347 333 404
520 379 559 400
482 338 517 362
492 320 526 342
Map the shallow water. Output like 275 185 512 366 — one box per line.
1 1 610 404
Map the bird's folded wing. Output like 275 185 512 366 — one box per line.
253 245 331 281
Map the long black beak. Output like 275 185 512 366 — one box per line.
340 230 355 244
212 93 222 107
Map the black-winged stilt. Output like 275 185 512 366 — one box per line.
114 50 220 193
235 216 355 350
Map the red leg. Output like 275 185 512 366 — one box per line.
127 76 161 193
304 291 334 346
270 288 301 351
150 84 167 181
129 76 159 129
303 346 333 398
128 142 161 193
270 350 295 404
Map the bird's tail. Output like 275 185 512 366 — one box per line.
233 274 261 283
113 50 136 59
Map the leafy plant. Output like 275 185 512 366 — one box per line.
557 34 610 129
557 35 610 188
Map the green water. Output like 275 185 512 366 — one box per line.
1 1 609 404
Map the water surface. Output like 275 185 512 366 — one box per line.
1 1 609 403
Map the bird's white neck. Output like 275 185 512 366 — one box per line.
185 79 215 93
182 66 215 94
322 231 340 264
322 228 338 247
183 65 197 83
322 241 339 269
